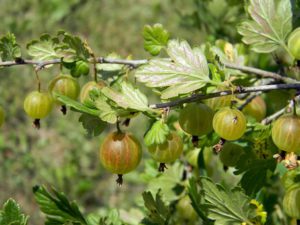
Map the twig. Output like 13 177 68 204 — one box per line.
0 58 296 83
222 62 295 83
237 92 261 111
261 95 300 125
149 83 300 109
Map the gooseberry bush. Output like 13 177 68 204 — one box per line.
0 0 300 224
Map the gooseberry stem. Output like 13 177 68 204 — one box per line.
116 120 122 134
34 69 41 92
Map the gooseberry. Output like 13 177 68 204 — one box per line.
243 96 266 122
271 114 300 153
179 103 214 136
80 80 106 103
288 28 300 60
213 107 247 141
99 131 142 184
148 132 183 171
71 60 90 77
23 91 53 128
283 184 300 219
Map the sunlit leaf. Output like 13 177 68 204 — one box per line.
101 81 149 112
144 120 170 146
238 0 292 53
27 34 75 61
136 40 210 99
143 24 169 56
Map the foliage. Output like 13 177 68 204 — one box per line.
0 0 300 225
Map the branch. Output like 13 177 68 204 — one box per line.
149 83 300 109
261 95 300 125
0 57 296 83
222 62 295 83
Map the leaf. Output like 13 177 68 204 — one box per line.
78 113 107 137
234 158 277 196
61 32 90 60
0 199 29 225
93 93 118 124
238 0 292 53
27 34 75 61
98 209 123 225
196 177 258 225
144 120 170 146
33 185 88 225
141 190 170 225
0 33 21 61
55 93 100 116
136 40 210 99
101 82 149 112
143 24 169 56
188 178 212 224
147 162 184 202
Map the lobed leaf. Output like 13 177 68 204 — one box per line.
234 158 277 196
141 190 170 225
27 34 75 61
136 40 210 99
33 185 87 225
0 32 21 61
144 120 170 146
0 199 29 225
143 24 169 56
101 81 149 112
192 177 261 225
238 0 292 53
78 113 107 137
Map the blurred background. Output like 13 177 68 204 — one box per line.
0 0 246 224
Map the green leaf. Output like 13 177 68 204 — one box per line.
93 93 118 124
144 120 170 146
147 162 184 202
78 113 107 137
136 40 210 99
238 0 292 53
33 185 88 225
27 34 75 61
55 93 100 116
0 199 29 225
60 32 90 60
99 209 123 225
188 178 212 224
0 32 21 61
143 24 169 56
141 190 170 225
101 81 149 112
196 177 258 225
234 158 277 196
